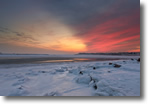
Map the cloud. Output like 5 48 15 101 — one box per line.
74 0 140 52
0 0 140 53
0 26 39 47
0 27 10 33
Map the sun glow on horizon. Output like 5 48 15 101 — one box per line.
0 0 140 54
0 15 87 53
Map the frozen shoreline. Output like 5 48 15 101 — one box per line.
0 56 140 96
0 54 140 59
0 54 140 64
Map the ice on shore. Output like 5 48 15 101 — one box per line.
76 75 92 84
0 57 140 96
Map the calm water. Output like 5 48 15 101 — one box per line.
38 58 120 63
0 56 122 64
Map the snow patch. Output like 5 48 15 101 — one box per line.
76 75 92 84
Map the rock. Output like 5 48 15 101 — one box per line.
108 71 111 73
109 63 112 65
93 84 98 90
137 58 140 62
113 64 121 68
131 58 134 60
44 91 61 96
42 71 46 73
93 67 96 70
39 71 46 73
79 71 83 75
18 86 23 90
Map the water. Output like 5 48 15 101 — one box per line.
0 56 122 64
38 58 90 63
37 58 120 63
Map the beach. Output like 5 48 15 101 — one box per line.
0 54 140 96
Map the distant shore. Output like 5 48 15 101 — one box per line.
77 52 140 56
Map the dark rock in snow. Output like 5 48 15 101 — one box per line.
93 84 97 90
137 58 140 62
109 63 112 65
93 67 96 70
44 92 61 96
108 71 111 73
41 71 46 73
131 58 134 60
79 71 83 75
18 87 23 90
39 71 46 73
114 64 121 68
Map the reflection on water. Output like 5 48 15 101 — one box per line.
39 60 74 63
74 58 90 61
0 57 121 64
37 58 121 64
38 58 94 63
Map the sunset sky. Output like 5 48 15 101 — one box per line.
0 0 140 54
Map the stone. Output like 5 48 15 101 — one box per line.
137 58 140 62
109 63 112 65
114 64 121 68
93 67 96 70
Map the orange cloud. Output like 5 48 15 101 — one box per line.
0 15 87 53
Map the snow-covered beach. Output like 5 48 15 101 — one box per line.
0 55 140 96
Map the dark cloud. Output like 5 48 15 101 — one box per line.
0 27 10 33
0 0 139 26
12 32 38 42
46 0 139 26
40 0 116 25
0 29 6 33
12 32 23 36
0 26 38 44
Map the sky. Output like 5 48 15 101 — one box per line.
0 0 140 54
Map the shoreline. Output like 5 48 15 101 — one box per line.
0 58 140 96
0 57 122 64
0 57 137 64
